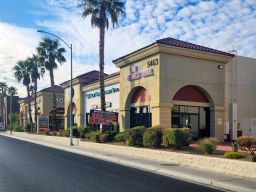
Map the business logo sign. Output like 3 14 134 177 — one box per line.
89 110 118 125
127 64 154 81
86 87 119 99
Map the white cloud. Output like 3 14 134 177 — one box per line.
1 0 256 97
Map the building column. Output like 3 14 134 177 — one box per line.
119 107 130 131
210 106 225 141
151 103 172 128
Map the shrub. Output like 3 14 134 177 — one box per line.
13 124 23 132
45 130 51 136
58 129 66 137
231 141 239 152
66 128 80 138
100 133 109 143
25 124 32 132
91 131 100 143
114 132 125 142
224 151 242 159
252 154 256 162
124 126 146 146
103 131 117 142
198 137 218 154
162 128 192 149
143 128 162 148
237 136 256 155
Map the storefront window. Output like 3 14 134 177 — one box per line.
172 105 210 138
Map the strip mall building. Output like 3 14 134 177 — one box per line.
62 37 256 141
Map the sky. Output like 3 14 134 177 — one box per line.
0 0 255 97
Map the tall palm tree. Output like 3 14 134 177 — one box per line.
37 38 66 131
7 86 17 134
28 54 45 133
14 60 33 131
80 0 125 111
0 82 8 129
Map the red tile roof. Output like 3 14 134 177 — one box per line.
113 37 234 63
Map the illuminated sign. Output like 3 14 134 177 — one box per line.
89 110 118 125
86 87 119 99
127 63 154 81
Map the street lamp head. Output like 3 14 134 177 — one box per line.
37 30 44 33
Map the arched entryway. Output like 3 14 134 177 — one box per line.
172 85 214 138
67 102 77 128
128 87 152 128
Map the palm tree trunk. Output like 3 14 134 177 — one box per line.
26 85 33 131
0 97 4 128
34 79 38 134
99 24 106 112
49 69 57 131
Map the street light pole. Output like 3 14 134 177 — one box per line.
37 30 73 146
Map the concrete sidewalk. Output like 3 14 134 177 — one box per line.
1 132 255 192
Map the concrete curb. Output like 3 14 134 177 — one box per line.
1 133 255 192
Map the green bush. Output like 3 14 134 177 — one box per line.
13 124 23 132
58 129 66 137
198 137 218 154
25 124 32 132
45 130 51 135
66 128 80 138
224 151 242 159
114 132 125 142
124 126 146 146
104 131 117 141
252 154 256 162
100 133 109 143
91 131 100 143
162 128 192 149
237 136 256 155
143 128 162 148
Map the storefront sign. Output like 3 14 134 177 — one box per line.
89 110 118 125
86 87 119 99
38 117 49 130
36 97 64 104
127 64 154 81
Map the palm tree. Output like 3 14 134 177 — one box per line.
7 86 17 134
0 82 8 129
79 0 125 111
14 60 33 131
28 54 45 133
37 38 66 131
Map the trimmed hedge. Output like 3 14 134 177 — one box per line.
124 126 146 146
162 128 192 149
198 137 218 154
237 136 256 155
114 132 125 142
143 128 162 148
224 151 242 159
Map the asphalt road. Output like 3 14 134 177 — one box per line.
0 135 224 192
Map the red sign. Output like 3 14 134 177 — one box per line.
89 110 118 125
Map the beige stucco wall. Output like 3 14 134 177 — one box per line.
64 83 83 129
159 52 227 140
115 44 233 141
225 56 256 135
118 54 160 130
19 92 64 129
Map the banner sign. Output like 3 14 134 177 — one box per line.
89 110 118 125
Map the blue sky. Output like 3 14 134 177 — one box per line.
0 0 256 97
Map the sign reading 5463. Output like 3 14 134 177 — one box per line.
147 59 158 68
